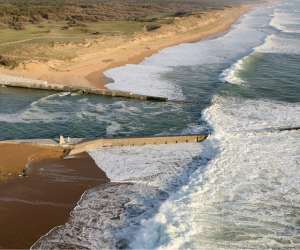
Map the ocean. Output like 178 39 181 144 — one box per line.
1 0 300 249
128 0 300 249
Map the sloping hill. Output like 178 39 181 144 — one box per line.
0 0 243 28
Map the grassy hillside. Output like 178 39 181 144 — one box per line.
0 0 245 27
0 0 247 67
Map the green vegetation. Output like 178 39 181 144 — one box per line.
0 0 244 66
0 20 145 64
0 0 243 28
0 0 194 27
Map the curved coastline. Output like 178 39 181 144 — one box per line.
39 1 300 250
0 4 256 250
0 5 251 92
31 5 257 250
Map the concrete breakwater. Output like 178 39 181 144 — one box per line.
0 134 208 156
68 134 208 155
2 124 299 154
0 74 168 102
3 123 298 154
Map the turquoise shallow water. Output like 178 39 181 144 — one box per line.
0 86 209 140
0 64 226 140
1 0 300 249
223 41 300 103
127 0 300 249
2 1 299 141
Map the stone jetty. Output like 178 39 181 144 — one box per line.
0 74 168 102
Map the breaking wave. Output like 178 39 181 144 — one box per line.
131 96 300 249
31 0 300 249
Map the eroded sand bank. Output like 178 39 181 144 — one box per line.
0 142 64 181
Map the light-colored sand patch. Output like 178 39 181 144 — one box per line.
0 143 64 180
0 5 251 90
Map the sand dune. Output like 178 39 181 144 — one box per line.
0 5 250 90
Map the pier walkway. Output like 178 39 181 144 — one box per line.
0 134 208 156
68 134 208 155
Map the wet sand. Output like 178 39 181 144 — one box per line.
0 143 64 181
0 5 254 249
0 152 109 249
0 5 251 90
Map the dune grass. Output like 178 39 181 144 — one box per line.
0 20 145 63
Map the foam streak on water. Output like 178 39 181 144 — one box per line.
223 0 300 85
131 96 300 250
105 4 273 100
32 0 300 248
130 0 300 249
270 0 300 34
32 142 217 249
0 93 68 123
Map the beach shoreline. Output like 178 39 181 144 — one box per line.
0 5 251 91
0 5 254 249
0 148 109 249
0 142 65 181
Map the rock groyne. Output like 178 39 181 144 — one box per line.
0 74 168 102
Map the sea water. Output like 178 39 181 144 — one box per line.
2 0 300 249
0 87 207 140
127 0 300 249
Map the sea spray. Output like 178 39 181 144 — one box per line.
28 0 300 248
105 5 273 100
130 0 300 248
130 96 300 250
31 142 217 249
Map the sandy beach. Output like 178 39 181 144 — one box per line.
0 143 64 181
1 0 299 248
0 5 250 90
0 151 109 249
0 4 253 249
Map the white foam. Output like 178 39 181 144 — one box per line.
203 96 300 136
257 34 300 55
221 0 300 86
33 142 216 249
106 121 122 135
105 65 184 101
220 56 247 84
109 101 141 114
270 0 300 33
221 33 300 85
89 142 213 191
270 10 300 33
105 5 273 99
0 94 68 123
58 92 71 97
31 1 300 248
131 96 300 250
